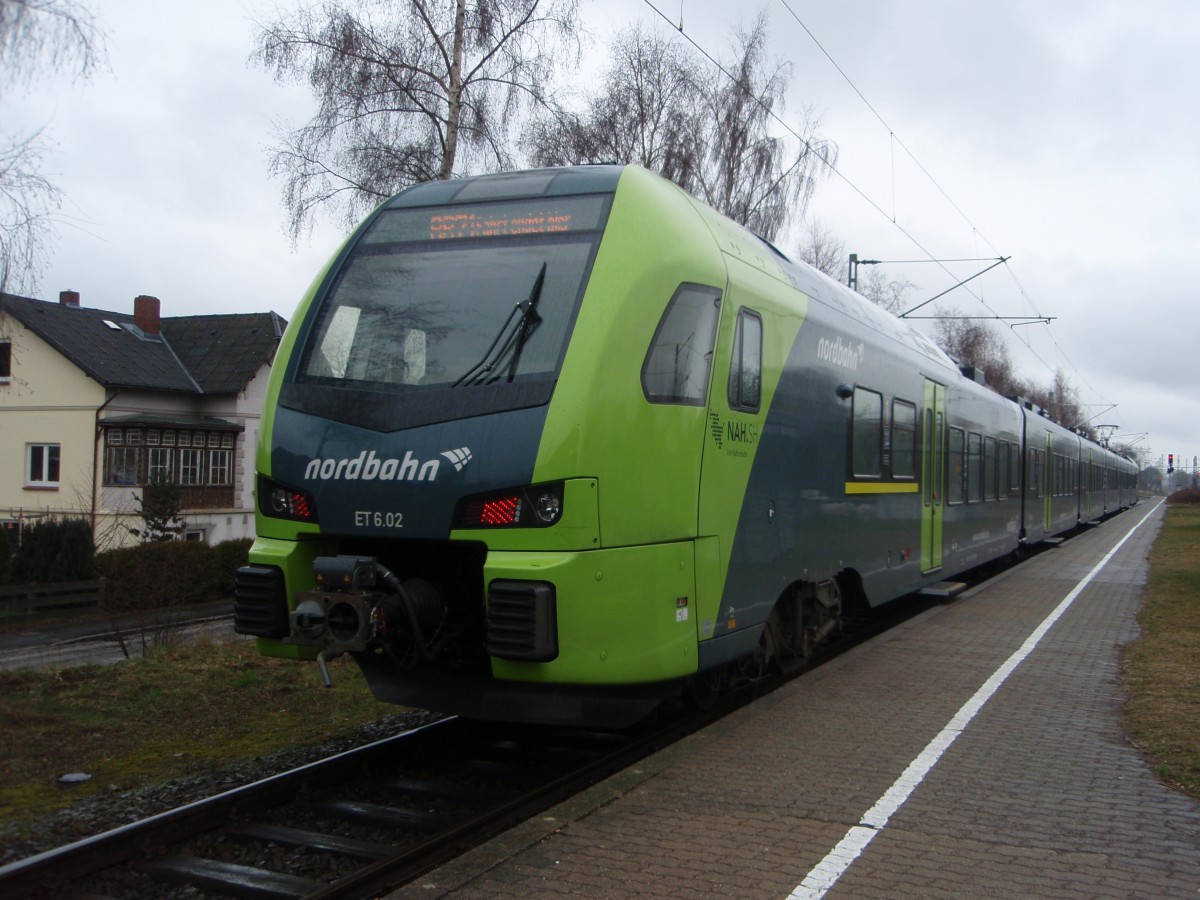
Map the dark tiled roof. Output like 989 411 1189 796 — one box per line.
0 294 285 395
164 312 286 394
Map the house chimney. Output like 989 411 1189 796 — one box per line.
59 290 80 307
133 294 161 335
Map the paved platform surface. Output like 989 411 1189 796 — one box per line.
396 501 1200 898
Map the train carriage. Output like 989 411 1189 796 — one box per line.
235 165 1136 726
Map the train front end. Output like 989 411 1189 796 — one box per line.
235 166 724 725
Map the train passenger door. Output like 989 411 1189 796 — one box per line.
920 379 946 573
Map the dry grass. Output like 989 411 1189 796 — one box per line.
1122 504 1200 799
0 636 394 827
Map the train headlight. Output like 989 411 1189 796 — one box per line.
534 491 561 524
454 481 564 529
258 474 318 523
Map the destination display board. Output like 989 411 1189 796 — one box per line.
362 195 611 245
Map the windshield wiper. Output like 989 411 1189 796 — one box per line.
503 262 545 383
453 262 547 387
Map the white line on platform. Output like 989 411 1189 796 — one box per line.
787 500 1163 900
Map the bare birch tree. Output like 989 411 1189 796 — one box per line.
523 24 706 187
697 12 834 241
527 12 835 243
934 308 1025 399
858 266 915 315
0 0 103 293
795 217 846 279
252 0 580 241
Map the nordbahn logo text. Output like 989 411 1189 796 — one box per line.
304 447 472 482
817 335 866 371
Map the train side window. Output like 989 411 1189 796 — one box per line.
947 427 965 504
891 400 916 478
984 437 997 500
966 432 982 502
727 308 762 412
852 387 883 477
642 284 722 406
998 441 1009 501
1010 443 1021 493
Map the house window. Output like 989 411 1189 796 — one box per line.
179 448 204 485
0 340 11 381
146 429 161 446
221 432 234 449
105 447 142 485
26 443 60 488
177 431 191 447
209 449 231 485
162 430 176 447
147 447 173 482
109 429 124 446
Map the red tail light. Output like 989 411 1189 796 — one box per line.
258 474 318 523
454 482 563 529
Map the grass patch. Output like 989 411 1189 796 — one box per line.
0 636 395 828
1122 504 1200 800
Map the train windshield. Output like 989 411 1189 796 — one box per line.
296 195 610 393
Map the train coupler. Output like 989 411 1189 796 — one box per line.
288 555 447 667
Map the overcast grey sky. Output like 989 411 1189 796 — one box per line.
6 0 1198 468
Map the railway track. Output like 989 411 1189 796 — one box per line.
0 703 735 899
0 554 1034 899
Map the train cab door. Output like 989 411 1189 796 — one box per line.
920 379 946 573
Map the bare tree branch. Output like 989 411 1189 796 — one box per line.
0 0 103 87
0 0 104 293
251 0 580 242
524 11 836 242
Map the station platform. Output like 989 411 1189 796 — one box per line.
396 500 1200 898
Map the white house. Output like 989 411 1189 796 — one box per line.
0 289 285 548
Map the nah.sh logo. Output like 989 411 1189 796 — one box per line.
304 447 472 482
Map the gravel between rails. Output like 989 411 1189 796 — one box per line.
0 709 444 867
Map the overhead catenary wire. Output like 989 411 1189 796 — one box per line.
636 0 994 311
636 0 1119 426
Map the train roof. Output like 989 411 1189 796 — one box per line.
383 165 625 209
378 164 964 379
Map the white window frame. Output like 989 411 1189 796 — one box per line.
147 446 174 482
179 448 204 485
26 443 61 488
208 449 231 485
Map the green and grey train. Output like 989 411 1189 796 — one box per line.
234 165 1139 726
